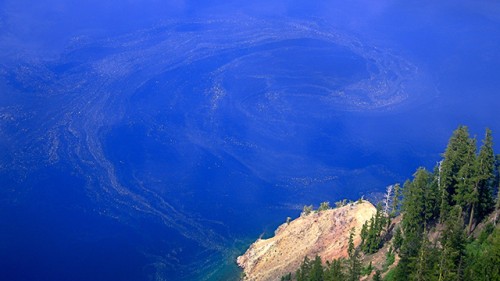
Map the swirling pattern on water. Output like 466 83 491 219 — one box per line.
0 17 433 279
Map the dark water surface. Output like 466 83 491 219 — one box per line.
1 1 499 280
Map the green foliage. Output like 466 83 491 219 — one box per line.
361 261 373 276
296 256 311 281
347 228 361 281
335 199 347 208
402 168 439 234
438 206 466 281
391 183 402 217
383 268 396 281
291 255 347 281
302 205 313 216
464 226 500 281
319 201 331 211
438 126 496 231
276 126 499 281
392 227 403 252
360 205 390 254
411 230 438 281
382 247 395 272
439 125 473 220
281 272 292 281
310 255 324 281
475 128 496 225
325 258 345 281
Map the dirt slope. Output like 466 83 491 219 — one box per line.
237 201 377 281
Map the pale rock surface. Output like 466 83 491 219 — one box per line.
237 201 376 281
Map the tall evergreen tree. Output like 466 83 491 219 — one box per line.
360 221 368 247
453 136 478 232
296 256 311 281
310 255 324 281
393 226 403 252
412 229 438 281
402 168 438 235
347 228 361 281
440 126 472 221
474 128 496 225
397 168 440 280
438 206 466 281
464 227 500 281
325 259 345 281
391 183 402 217
495 190 500 225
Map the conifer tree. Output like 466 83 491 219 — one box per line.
402 168 437 235
397 169 435 280
325 259 345 281
464 227 500 281
474 128 495 225
438 206 466 281
440 126 472 221
393 226 403 252
391 183 402 217
347 228 361 281
495 190 500 225
412 229 438 281
296 256 311 281
360 221 368 247
453 136 477 231
310 255 324 281
361 205 388 254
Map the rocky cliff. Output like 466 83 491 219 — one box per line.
237 201 377 281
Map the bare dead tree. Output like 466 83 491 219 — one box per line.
383 185 393 216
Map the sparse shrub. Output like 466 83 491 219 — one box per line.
302 205 313 216
335 199 347 208
318 201 331 211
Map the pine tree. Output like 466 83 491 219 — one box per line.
438 206 466 281
402 168 437 236
427 166 441 224
453 136 477 232
360 221 368 247
281 273 292 281
397 169 436 280
495 190 500 226
362 205 388 254
391 183 402 217
325 259 345 281
412 229 438 281
310 255 324 281
393 226 403 252
347 228 361 281
474 128 495 226
440 126 472 221
464 227 500 281
296 256 311 281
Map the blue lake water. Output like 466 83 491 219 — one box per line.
1 0 500 280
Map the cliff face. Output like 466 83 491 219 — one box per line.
237 201 376 281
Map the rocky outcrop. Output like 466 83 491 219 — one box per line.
237 201 376 281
